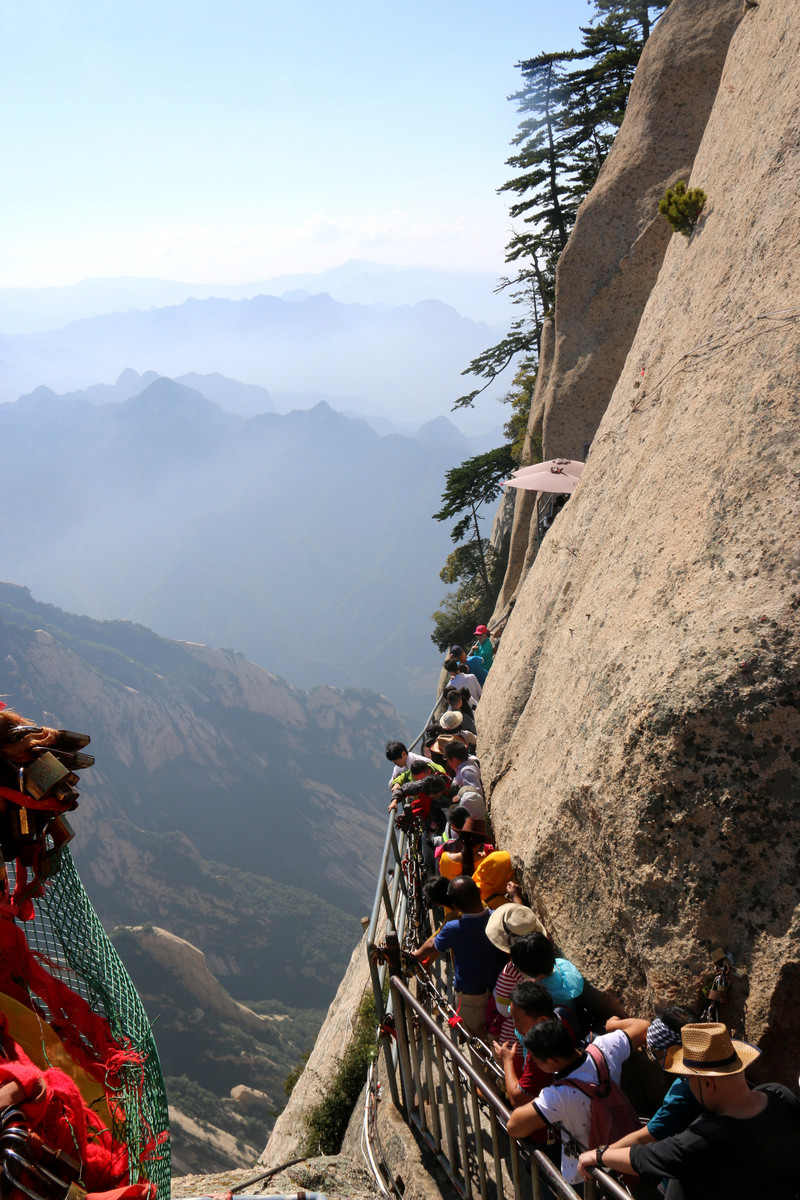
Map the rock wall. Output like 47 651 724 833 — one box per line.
260 931 372 1166
480 0 800 1084
493 0 744 611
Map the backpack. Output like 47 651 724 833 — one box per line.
551 1042 641 1150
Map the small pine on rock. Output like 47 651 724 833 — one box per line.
659 180 707 238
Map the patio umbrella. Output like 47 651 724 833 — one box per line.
502 458 585 494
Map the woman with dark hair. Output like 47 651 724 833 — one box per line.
510 933 584 1008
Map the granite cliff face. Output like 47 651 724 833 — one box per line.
482 0 800 1082
496 0 744 603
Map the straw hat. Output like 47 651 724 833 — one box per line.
485 903 544 951
664 1022 760 1076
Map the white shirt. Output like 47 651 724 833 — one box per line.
389 750 429 786
449 671 482 705
532 1030 632 1184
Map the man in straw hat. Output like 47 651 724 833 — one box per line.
577 1022 800 1198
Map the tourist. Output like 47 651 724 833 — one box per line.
410 875 507 1038
577 1022 800 1199
385 740 428 787
493 980 561 1110
389 755 447 809
449 643 487 686
438 816 515 908
438 709 477 750
444 741 484 797
445 687 477 739
470 624 494 671
510 932 584 1009
507 1017 647 1188
443 656 482 706
485 904 546 1042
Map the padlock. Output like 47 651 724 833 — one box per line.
55 751 94 771
51 730 91 751
20 753 72 802
48 814 75 850
708 973 729 1003
10 805 38 845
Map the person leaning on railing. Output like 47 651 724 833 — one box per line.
385 740 428 789
577 1023 800 1200
410 875 507 1040
507 1016 649 1191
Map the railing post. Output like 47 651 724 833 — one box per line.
385 927 402 977
392 981 414 1119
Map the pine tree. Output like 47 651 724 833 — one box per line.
457 1 670 411
437 1 670 645
453 52 573 411
430 446 514 649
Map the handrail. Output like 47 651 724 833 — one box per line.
408 698 442 752
365 692 634 1200
365 805 632 1200
389 976 631 1200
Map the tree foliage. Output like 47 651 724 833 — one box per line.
430 447 514 650
431 542 507 653
456 0 670 410
435 2 669 647
659 179 706 237
433 446 516 545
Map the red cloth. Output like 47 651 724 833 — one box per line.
0 1035 129 1192
0 947 159 1196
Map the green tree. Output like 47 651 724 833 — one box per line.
456 1 670 412
430 447 514 650
433 446 515 591
502 365 542 463
454 52 573 412
431 542 507 653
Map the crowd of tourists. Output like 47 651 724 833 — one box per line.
382 623 800 1200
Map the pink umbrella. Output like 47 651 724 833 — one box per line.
502 458 585 494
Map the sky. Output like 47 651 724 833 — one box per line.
1 0 593 288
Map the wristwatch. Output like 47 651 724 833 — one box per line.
595 1145 609 1169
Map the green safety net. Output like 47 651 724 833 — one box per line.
8 849 171 1196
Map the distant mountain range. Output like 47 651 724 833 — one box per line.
0 260 512 335
20 366 276 416
0 378 489 719
18 367 504 449
0 290 501 425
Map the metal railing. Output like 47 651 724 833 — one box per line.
365 812 632 1200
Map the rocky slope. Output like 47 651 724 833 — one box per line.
0 580 395 922
0 583 403 1166
496 0 744 603
482 0 799 1082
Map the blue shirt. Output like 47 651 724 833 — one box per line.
647 1077 703 1139
434 910 508 994
465 654 487 685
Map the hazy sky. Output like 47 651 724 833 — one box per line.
2 0 592 287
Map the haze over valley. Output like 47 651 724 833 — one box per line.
0 259 510 1166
